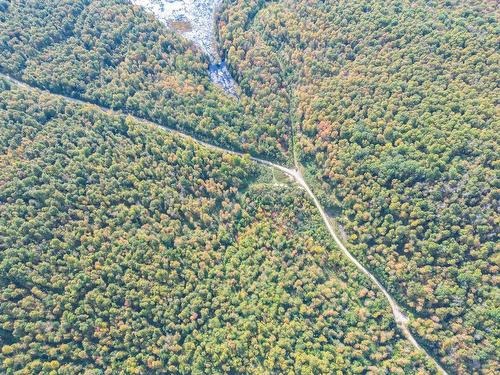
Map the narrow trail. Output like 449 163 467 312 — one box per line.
0 72 447 374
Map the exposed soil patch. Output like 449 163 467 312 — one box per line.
168 20 193 32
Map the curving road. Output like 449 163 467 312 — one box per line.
0 72 447 374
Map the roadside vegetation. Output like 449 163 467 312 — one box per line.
218 1 499 372
0 81 434 373
0 0 289 162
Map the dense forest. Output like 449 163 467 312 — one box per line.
0 0 291 162
0 81 436 373
1 0 498 373
218 0 499 373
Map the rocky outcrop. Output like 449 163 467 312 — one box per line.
131 0 238 96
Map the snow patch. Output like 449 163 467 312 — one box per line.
131 0 237 96
131 0 221 59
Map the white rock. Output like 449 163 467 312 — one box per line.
131 0 238 96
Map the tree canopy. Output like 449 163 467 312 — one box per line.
218 0 499 372
0 0 497 372
0 81 436 373
0 0 291 162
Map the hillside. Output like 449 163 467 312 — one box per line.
0 0 289 161
218 0 499 373
0 80 436 373
0 0 497 373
